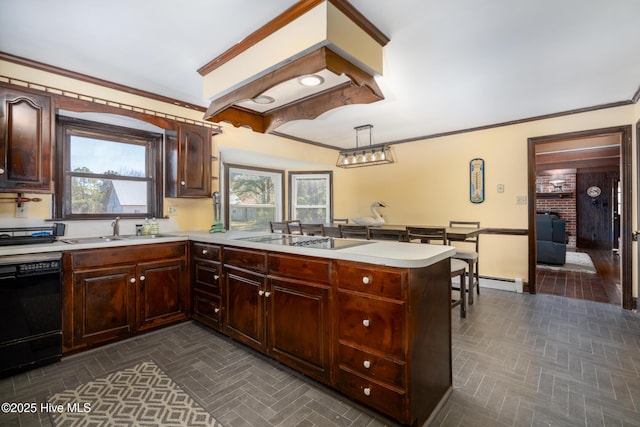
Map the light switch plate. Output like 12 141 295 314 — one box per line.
16 205 28 218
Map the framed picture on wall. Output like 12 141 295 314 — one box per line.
470 158 484 203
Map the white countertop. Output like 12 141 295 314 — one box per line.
0 230 454 269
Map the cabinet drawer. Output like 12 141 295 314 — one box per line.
72 242 186 269
223 247 267 272
192 242 221 262
338 343 406 388
336 262 406 299
268 253 331 284
337 368 407 423
337 291 405 358
193 261 221 295
193 291 222 330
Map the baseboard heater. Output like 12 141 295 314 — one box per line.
452 275 523 293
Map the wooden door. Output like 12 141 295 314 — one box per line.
224 266 266 352
0 85 53 192
72 265 136 347
577 170 619 248
268 277 332 383
136 258 186 331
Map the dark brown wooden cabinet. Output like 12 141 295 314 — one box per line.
267 253 332 384
192 242 452 426
165 123 211 198
0 84 54 193
63 242 188 353
191 242 223 331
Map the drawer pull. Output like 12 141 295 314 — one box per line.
214 308 220 313
202 249 208 255
362 276 370 284
129 277 136 283
363 360 371 369
363 387 371 396
362 319 370 327
258 290 265 296
214 274 220 280
264 291 271 298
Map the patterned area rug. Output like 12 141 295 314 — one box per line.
48 361 223 427
537 251 597 274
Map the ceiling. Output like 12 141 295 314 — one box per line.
2 0 639 150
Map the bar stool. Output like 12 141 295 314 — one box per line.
406 226 467 317
448 221 480 304
369 228 407 241
285 220 302 235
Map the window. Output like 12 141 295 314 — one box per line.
225 164 283 231
56 116 162 219
289 172 332 223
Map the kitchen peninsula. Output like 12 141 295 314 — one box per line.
190 231 455 426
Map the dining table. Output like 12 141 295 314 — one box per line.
321 223 484 241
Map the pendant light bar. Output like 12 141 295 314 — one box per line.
336 124 394 168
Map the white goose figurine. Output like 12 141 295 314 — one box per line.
352 201 386 225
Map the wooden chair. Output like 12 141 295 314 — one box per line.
270 221 289 233
333 218 349 224
406 226 467 317
285 220 302 235
300 223 326 236
406 226 448 244
369 228 407 242
448 221 480 304
339 224 370 239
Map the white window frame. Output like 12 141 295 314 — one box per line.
289 171 332 223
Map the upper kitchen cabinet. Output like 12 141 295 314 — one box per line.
0 84 54 193
165 122 212 198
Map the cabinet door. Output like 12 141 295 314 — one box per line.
224 266 266 352
0 85 53 192
165 123 211 197
268 277 332 384
72 265 136 348
136 258 187 331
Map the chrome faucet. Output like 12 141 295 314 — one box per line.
111 217 120 236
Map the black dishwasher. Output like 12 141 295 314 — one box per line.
0 252 62 377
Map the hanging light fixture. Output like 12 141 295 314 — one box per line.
336 124 394 168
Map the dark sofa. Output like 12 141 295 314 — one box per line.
536 213 567 265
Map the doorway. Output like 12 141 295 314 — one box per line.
527 125 633 309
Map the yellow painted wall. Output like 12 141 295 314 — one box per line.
333 105 637 294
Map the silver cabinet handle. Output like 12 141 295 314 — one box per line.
202 249 208 254
214 308 220 313
214 274 220 280
264 291 271 298
362 319 370 327
139 275 146 281
362 276 370 284
258 290 265 296
129 277 136 283
363 360 371 369
363 387 371 396
180 181 186 186
0 167 4 175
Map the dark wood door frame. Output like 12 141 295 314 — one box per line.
527 125 633 310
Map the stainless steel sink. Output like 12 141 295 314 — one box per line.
61 236 125 244
122 234 175 239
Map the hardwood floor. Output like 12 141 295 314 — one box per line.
536 248 621 305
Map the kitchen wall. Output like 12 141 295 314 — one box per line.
1 58 637 299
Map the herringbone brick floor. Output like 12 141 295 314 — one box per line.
1 289 639 426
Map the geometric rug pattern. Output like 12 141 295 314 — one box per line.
537 251 597 274
49 361 224 427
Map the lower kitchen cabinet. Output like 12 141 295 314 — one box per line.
62 242 187 353
191 242 223 331
191 242 452 426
